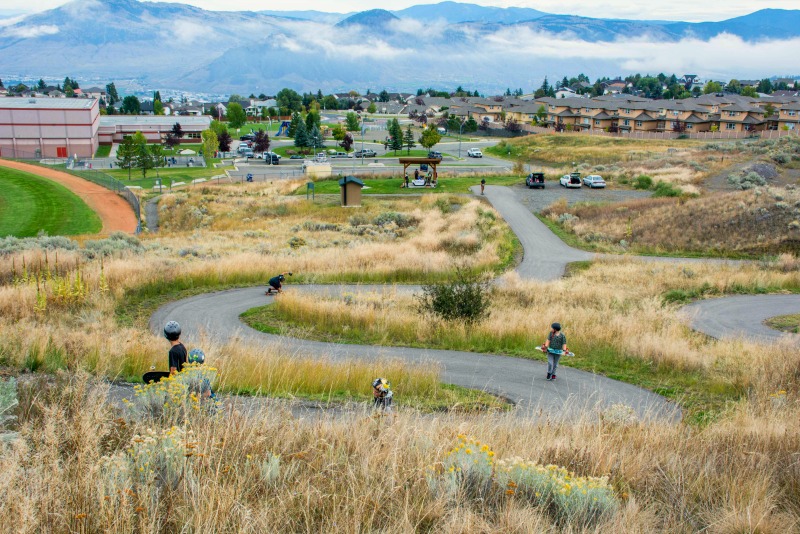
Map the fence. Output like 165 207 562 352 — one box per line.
512 123 799 140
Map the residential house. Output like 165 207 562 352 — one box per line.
82 87 107 100
776 102 800 130
554 87 576 99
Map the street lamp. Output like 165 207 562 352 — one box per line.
458 117 466 159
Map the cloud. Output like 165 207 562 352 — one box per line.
273 20 412 59
4 24 59 38
171 19 207 43
0 15 26 27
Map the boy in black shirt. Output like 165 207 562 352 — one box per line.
164 320 187 374
265 272 292 295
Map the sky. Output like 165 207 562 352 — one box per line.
0 0 797 22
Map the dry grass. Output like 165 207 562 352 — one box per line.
542 186 800 256
0 373 797 532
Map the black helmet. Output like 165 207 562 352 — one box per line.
551 322 561 331
164 321 181 341
372 377 389 389
188 348 205 364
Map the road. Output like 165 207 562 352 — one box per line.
151 184 680 421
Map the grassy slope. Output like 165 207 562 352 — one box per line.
0 167 102 237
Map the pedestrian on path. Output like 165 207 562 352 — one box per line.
480 178 486 195
542 322 568 381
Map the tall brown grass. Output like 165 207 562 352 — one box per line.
0 373 797 532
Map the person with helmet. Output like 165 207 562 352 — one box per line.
265 272 292 295
542 323 568 381
188 348 216 399
372 377 393 413
164 320 187 375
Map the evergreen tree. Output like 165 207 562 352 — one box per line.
305 110 320 131
464 117 478 133
171 122 184 139
403 125 416 155
389 119 403 154
309 125 322 151
37 79 46 90
105 82 119 105
289 112 301 138
294 120 309 150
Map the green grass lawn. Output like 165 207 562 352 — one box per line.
764 313 800 333
94 145 111 158
294 175 523 195
272 145 334 158
0 167 102 237
104 166 222 190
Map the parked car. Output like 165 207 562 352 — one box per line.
331 152 352 158
559 172 582 188
289 154 304 160
262 153 280 165
525 172 545 189
354 149 377 158
257 151 281 160
240 148 254 158
315 153 327 162
427 151 443 160
583 175 606 188
467 148 483 158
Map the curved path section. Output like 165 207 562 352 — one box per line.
0 159 137 234
682 294 800 345
151 285 678 421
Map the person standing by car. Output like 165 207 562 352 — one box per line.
542 323 568 381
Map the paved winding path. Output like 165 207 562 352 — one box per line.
151 185 691 421
682 294 800 345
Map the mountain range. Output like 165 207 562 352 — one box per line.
0 0 798 94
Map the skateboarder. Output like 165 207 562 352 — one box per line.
164 320 187 375
480 178 486 195
372 377 394 413
266 272 292 295
542 322 568 381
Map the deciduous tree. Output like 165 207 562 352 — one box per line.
116 135 137 180
227 103 247 129
418 124 442 150
121 95 141 115
340 133 354 152
345 112 360 132
217 131 232 153
201 129 219 162
253 129 270 153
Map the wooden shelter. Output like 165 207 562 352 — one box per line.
339 176 365 207
399 157 440 185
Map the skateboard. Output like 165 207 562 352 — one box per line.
535 346 576 357
142 371 171 384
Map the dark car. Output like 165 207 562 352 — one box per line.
354 149 377 158
289 154 304 160
525 172 545 189
262 153 280 165
427 151 443 160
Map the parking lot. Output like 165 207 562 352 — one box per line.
510 181 651 213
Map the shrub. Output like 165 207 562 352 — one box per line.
0 235 78 256
302 221 340 232
633 175 653 190
770 151 789 165
0 377 18 443
288 236 307 249
373 211 417 228
348 214 369 227
652 182 681 198
728 171 766 190
417 269 491 325
427 434 495 502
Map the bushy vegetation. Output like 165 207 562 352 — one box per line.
417 270 492 325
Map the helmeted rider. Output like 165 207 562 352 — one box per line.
266 272 292 295
542 322 568 381
164 320 187 375
188 348 216 399
372 377 393 413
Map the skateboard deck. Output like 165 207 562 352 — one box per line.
535 346 576 357
142 371 171 384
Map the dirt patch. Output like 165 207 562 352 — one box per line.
0 159 138 234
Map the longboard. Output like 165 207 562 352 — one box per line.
142 371 171 384
535 346 576 357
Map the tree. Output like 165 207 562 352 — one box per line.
703 81 723 94
153 100 164 115
505 117 521 132
726 79 742 94
345 112 360 132
227 103 246 129
149 144 165 167
340 133 354 152
416 269 491 326
309 125 322 151
217 131 232 152
276 88 302 112
418 124 442 150
37 79 46 90
322 95 338 110
115 135 137 180
253 129 270 153
209 120 227 138
171 122 184 140
0 79 4 89
121 95 141 115
367 102 377 114
534 105 547 125
331 123 346 141
105 82 119 105
757 78 774 94
134 143 155 178
294 121 309 150
305 110 320 132
201 129 219 162
464 116 478 133
446 114 462 133
764 104 776 118
164 133 179 149
379 89 390 102
388 119 403 154
403 125 416 155
286 112 299 138
742 86 758 98
107 105 116 115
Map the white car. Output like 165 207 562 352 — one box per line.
559 173 582 188
467 148 483 158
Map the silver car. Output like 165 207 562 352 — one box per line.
583 175 606 188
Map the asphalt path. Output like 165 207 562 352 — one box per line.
151 184 681 421
681 294 800 345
